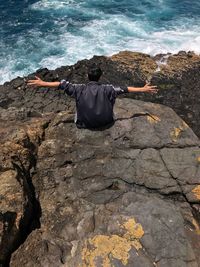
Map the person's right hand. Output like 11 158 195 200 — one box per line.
27 76 45 87
142 82 158 94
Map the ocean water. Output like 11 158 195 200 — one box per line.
0 0 200 84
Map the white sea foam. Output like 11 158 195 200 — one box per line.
40 15 200 59
31 0 79 10
1 0 200 84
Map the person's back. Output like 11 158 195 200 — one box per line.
27 64 158 129
75 82 115 128
61 80 128 128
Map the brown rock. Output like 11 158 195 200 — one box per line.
0 99 197 267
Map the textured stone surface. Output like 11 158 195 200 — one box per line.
0 51 200 266
0 99 198 267
0 110 51 266
0 51 200 137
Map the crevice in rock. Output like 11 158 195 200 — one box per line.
116 112 156 121
60 160 73 168
159 151 190 201
0 121 51 267
113 137 198 149
102 176 193 205
159 150 200 225
129 181 186 202
84 176 188 205
0 158 41 267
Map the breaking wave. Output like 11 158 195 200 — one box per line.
0 0 200 84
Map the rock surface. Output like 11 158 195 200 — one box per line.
0 51 200 137
0 108 50 266
0 51 200 267
0 97 200 266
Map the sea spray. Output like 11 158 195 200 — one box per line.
0 0 200 84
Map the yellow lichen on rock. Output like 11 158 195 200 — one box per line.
192 185 200 200
87 235 131 266
197 157 200 162
122 218 144 250
147 115 161 124
192 218 200 235
79 218 144 267
170 122 189 141
171 127 182 140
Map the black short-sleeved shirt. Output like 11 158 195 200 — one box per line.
59 80 128 129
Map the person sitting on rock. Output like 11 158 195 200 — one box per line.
27 64 158 129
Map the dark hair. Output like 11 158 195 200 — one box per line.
88 64 102 81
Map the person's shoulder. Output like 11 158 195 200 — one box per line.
75 83 86 86
74 83 86 89
86 81 111 88
102 83 112 86
101 83 114 89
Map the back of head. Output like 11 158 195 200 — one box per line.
88 64 102 82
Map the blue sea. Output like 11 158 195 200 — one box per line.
0 0 200 84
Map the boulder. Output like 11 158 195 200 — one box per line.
0 98 199 266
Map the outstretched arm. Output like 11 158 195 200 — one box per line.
27 77 78 97
27 76 60 88
128 82 158 93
